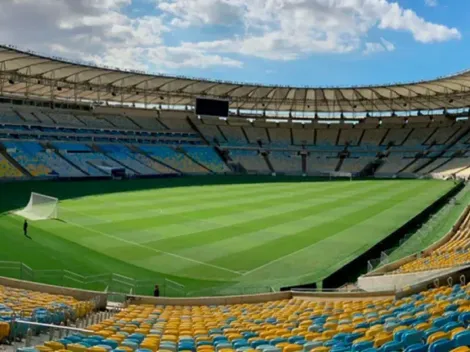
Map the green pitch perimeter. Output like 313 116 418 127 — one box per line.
0 176 454 296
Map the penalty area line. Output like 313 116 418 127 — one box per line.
241 241 321 277
63 219 242 276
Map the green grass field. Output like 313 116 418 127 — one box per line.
0 176 454 296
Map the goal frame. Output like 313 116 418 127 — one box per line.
13 192 59 221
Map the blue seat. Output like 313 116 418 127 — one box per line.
394 329 410 342
197 342 212 347
428 339 453 352
401 330 424 347
424 328 441 340
101 340 119 349
331 347 351 352
352 341 373 352
251 340 268 348
287 336 303 343
303 342 323 351
333 333 349 342
458 312 470 326
324 340 337 347
453 330 470 347
381 341 403 352
433 317 451 328
345 333 364 344
443 321 462 332
269 338 287 346
404 343 428 352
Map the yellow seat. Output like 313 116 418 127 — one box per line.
36 347 54 352
374 334 392 348
451 347 470 352
67 344 87 352
427 331 449 344
311 348 329 352
44 342 65 351
283 345 303 352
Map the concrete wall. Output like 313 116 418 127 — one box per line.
126 291 292 306
293 290 395 301
0 276 107 309
358 268 456 292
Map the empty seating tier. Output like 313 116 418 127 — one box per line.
140 146 209 174
229 150 271 174
34 283 470 352
394 210 470 274
0 153 23 178
184 146 229 173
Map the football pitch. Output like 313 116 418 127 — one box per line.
0 176 454 296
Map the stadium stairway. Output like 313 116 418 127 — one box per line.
93 145 142 176
187 118 233 173
263 153 275 174
175 147 214 174
43 142 91 176
130 146 182 174
0 148 32 177
334 157 344 173
414 125 470 174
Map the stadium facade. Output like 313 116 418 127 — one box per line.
0 45 470 181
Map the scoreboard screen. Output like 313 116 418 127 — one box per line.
196 98 229 117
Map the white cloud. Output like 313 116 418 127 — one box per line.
158 0 460 60
363 38 395 55
0 0 461 72
0 0 240 70
425 0 438 7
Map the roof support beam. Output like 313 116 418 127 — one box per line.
0 61 5 97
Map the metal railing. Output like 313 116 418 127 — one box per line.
6 310 117 351
366 196 460 273
0 261 281 297
0 261 187 297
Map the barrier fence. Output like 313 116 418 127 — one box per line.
0 261 187 297
0 261 280 297
366 192 462 273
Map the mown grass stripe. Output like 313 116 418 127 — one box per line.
145 181 396 253
207 181 433 272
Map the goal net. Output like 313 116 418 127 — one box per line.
14 192 58 221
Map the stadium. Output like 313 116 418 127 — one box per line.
1 31 470 352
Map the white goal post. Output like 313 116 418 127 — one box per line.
14 192 58 221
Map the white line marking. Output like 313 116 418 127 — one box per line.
241 244 315 277
63 218 242 276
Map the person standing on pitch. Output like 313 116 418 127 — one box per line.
153 284 160 297
23 219 30 239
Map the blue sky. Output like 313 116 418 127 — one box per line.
0 0 467 88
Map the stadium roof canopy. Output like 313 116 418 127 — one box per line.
1 44 470 113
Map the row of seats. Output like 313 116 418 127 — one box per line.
0 105 194 133
184 147 230 173
194 121 462 148
0 284 94 342
140 146 210 174
2 138 470 179
269 152 303 174
2 141 84 177
393 211 470 274
0 153 24 178
99 145 160 176
32 283 470 352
